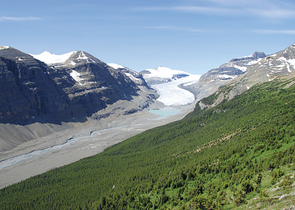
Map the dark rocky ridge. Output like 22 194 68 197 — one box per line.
0 47 158 151
0 47 70 124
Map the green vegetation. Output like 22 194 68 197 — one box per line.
1 77 295 209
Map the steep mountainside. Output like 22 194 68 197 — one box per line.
0 47 70 124
198 43 295 109
182 51 266 101
0 47 158 151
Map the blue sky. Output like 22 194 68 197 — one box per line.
1 0 295 74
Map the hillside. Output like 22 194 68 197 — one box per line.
1 74 294 209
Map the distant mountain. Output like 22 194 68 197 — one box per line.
197 43 295 109
0 47 158 151
182 51 266 101
140 66 191 86
200 51 266 82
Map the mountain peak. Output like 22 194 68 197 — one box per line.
251 51 266 59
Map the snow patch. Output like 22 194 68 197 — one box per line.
108 63 125 69
278 57 294 72
125 73 141 82
31 51 76 64
247 58 262 65
0 46 9 50
233 65 247 71
217 75 237 79
70 70 83 85
77 51 88 60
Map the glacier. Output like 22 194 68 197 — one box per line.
152 74 201 106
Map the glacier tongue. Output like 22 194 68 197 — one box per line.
152 75 201 106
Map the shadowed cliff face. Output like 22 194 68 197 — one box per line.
0 48 71 124
0 48 148 125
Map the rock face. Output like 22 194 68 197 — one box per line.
46 51 144 120
0 47 158 151
0 47 70 124
182 52 266 102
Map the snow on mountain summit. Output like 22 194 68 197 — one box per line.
31 51 76 65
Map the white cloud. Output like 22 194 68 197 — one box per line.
254 29 295 35
146 25 219 33
136 0 295 20
0 16 41 21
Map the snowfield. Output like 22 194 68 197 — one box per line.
144 66 189 79
107 63 125 69
152 74 201 106
31 51 76 64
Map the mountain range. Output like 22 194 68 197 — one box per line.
1 44 295 149
0 47 158 151
1 43 295 209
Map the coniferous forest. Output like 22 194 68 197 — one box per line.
1 76 295 209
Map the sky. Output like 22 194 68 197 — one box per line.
1 0 295 75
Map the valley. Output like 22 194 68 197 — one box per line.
1 43 295 209
0 97 195 189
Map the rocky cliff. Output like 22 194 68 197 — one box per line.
0 47 158 151
0 47 71 124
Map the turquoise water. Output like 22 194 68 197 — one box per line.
149 107 181 119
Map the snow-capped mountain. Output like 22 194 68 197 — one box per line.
200 51 266 82
197 43 295 109
140 66 191 85
0 48 158 151
222 43 295 99
182 51 266 102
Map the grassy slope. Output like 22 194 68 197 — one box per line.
1 77 295 209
